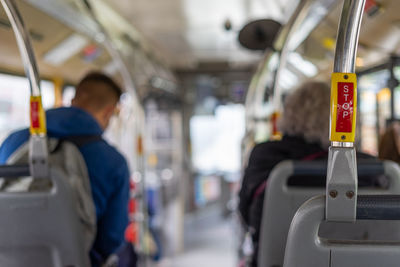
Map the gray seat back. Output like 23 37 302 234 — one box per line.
284 195 400 267
0 167 87 267
0 140 96 267
258 160 400 267
0 1 93 265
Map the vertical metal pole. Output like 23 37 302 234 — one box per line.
326 0 366 222
0 0 48 179
333 0 366 74
0 0 41 97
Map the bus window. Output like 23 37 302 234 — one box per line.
0 73 55 143
62 86 76 107
190 104 245 173
393 66 400 118
359 69 390 155
377 88 391 133
41 80 56 109
360 91 378 155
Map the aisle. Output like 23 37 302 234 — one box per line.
159 206 237 267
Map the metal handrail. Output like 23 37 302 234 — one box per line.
272 0 338 112
326 0 366 222
272 0 311 111
0 0 48 179
0 0 41 97
333 0 366 73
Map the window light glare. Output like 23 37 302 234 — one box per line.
43 34 89 66
288 52 318 77
356 57 364 67
103 60 119 75
279 68 299 89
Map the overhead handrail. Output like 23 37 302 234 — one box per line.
81 0 149 259
244 0 337 139
272 0 311 113
81 0 139 104
326 0 366 222
0 0 48 179
271 0 338 115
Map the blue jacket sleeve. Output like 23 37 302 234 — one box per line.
0 129 30 164
93 158 130 258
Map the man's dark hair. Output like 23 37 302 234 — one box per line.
73 72 123 111
77 72 123 99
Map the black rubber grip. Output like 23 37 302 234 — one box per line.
357 195 400 220
292 160 384 176
357 161 385 177
0 165 30 178
292 161 327 175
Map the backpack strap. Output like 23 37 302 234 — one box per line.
62 135 103 148
51 135 102 154
253 180 267 201
301 150 328 161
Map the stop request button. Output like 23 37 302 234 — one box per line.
336 82 354 133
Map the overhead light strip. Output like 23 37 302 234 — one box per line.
43 33 89 66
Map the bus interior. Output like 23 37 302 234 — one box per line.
0 0 400 266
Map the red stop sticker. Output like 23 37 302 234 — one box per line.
31 101 40 128
336 82 354 133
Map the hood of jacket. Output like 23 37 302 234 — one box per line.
46 107 103 138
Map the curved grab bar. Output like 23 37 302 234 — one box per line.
326 0 367 221
333 0 366 73
0 0 48 178
0 0 41 97
272 0 311 111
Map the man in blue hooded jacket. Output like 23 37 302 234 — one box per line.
0 72 130 266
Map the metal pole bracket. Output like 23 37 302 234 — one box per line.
326 146 357 221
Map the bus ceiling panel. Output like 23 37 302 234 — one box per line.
24 0 177 94
293 2 341 74
26 0 170 68
23 0 101 41
357 0 400 66
273 0 339 53
298 0 400 74
0 1 116 83
248 0 340 113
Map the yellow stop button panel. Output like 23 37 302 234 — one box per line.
30 96 47 135
330 73 357 143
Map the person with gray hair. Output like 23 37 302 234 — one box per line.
238 80 373 267
279 81 331 148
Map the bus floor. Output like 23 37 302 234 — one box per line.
156 204 236 267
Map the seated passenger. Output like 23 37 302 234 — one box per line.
379 121 400 165
0 72 131 267
238 81 374 267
